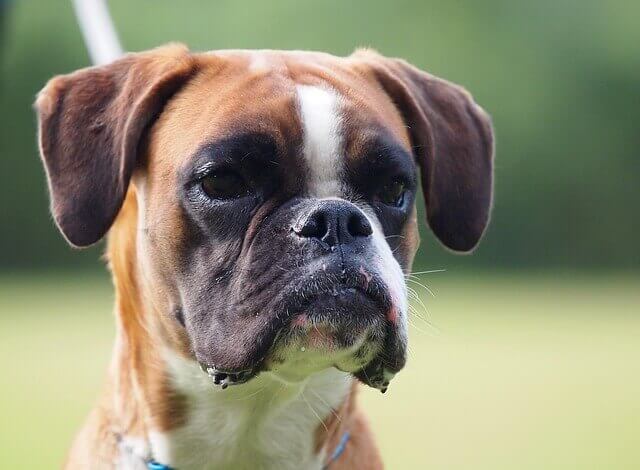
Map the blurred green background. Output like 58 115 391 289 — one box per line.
0 0 638 469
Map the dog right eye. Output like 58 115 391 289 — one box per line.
200 170 248 200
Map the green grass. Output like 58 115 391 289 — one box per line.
1 273 639 468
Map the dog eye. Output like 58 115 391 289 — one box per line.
200 170 248 200
378 180 406 207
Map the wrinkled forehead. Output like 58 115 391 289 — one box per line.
147 50 412 193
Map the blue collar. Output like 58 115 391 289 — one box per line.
146 431 350 470
323 431 351 469
146 461 174 470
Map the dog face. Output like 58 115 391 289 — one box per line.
36 45 493 390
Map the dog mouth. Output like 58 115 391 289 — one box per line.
198 363 259 389
282 278 391 325
197 265 405 392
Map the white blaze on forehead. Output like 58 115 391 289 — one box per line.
296 85 344 198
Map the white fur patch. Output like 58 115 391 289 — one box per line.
296 85 344 198
366 211 409 342
146 350 352 470
116 435 150 470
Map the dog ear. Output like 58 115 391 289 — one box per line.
353 50 494 252
35 44 196 247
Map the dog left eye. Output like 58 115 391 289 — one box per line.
200 170 248 200
377 180 406 207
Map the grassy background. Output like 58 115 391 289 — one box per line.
1 273 638 469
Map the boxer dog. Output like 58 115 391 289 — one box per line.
35 44 493 469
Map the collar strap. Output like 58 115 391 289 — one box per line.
146 460 174 470
145 431 350 470
323 431 351 469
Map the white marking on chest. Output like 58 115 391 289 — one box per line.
147 351 351 470
117 435 150 470
296 85 344 198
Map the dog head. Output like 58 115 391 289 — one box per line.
35 45 493 390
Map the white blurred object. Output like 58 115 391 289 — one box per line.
71 0 123 65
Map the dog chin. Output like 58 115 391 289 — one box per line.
195 261 407 391
198 287 405 393
271 294 407 393
265 290 387 372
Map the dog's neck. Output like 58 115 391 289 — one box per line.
104 191 355 469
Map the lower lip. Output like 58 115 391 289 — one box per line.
291 287 383 319
287 289 381 346
294 289 378 322
306 287 380 309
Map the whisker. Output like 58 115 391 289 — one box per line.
408 307 441 335
408 306 432 328
229 387 266 401
309 389 342 424
408 288 433 319
406 277 436 297
407 269 446 276
408 304 429 322
301 391 328 433
406 316 432 336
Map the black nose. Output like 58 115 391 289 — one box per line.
293 200 373 247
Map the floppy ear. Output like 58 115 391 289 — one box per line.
35 44 196 247
353 50 494 252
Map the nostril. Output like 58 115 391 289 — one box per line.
347 213 373 238
295 212 328 239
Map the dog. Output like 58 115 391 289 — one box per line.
35 44 493 469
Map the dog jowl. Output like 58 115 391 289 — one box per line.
36 45 493 469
